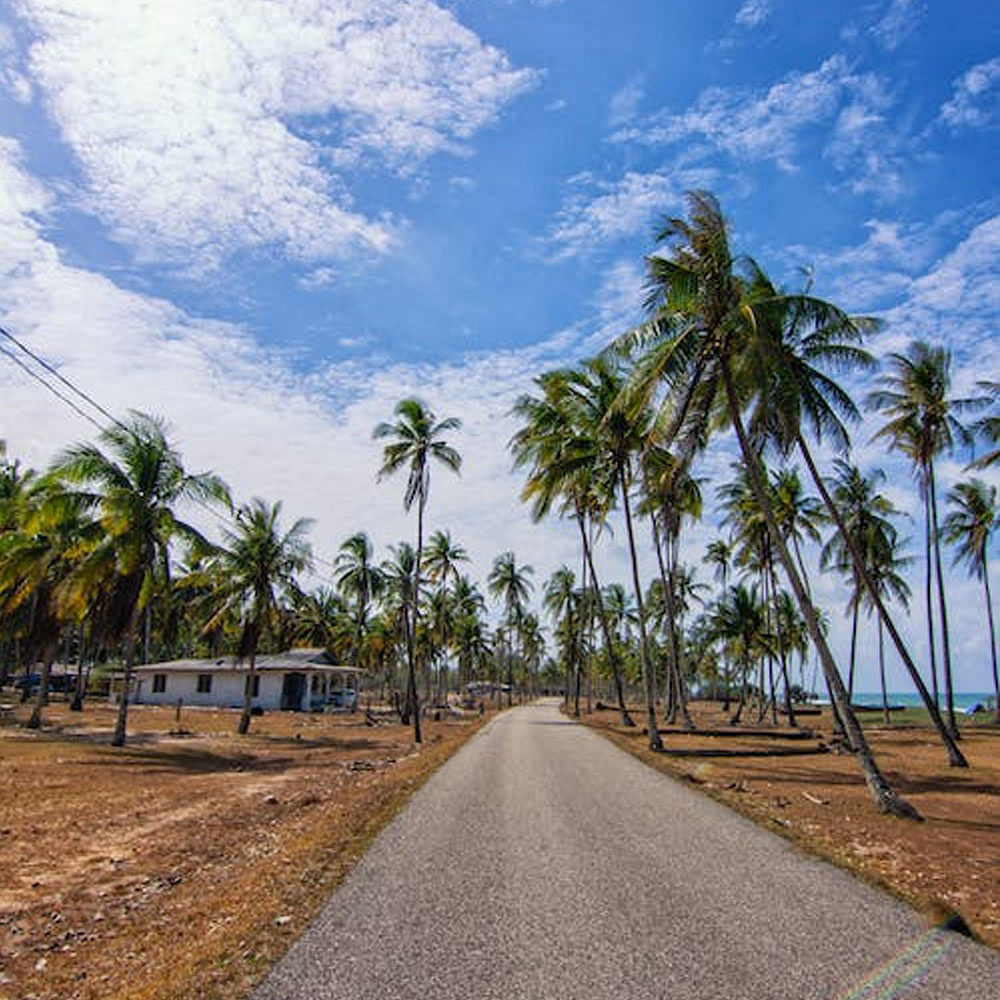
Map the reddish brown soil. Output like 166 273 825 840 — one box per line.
0 701 486 1000
584 700 999 949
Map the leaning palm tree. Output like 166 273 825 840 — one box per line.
943 479 998 723
374 399 461 743
617 191 918 815
200 498 313 734
50 412 230 746
868 341 981 740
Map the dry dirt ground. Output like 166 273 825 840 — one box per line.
0 699 487 1000
1 699 997 1000
584 700 999 951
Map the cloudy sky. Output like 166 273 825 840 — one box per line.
0 0 997 693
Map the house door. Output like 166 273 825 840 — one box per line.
280 672 306 710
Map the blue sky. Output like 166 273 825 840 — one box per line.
0 0 997 692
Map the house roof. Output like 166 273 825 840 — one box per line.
133 648 362 675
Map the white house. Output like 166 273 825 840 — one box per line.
127 648 362 712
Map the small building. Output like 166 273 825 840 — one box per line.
127 648 361 712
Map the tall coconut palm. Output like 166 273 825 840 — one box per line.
967 380 999 470
511 374 634 726
943 479 998 723
544 565 580 713
731 276 966 765
704 538 734 708
374 399 461 743
200 498 312 734
334 532 385 667
559 356 662 749
819 461 901 699
618 191 917 815
487 550 534 706
49 412 230 747
868 341 980 740
858 529 912 726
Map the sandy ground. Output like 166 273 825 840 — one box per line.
584 700 1000 949
0 700 486 1000
0 697 996 1000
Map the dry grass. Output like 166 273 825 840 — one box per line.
0 699 487 1000
583 700 1000 949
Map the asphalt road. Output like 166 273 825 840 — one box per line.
254 700 999 1000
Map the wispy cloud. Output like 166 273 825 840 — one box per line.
734 0 772 28
12 0 538 270
939 57 1000 129
546 167 717 259
870 0 925 51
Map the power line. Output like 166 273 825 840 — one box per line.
0 341 105 431
0 324 124 431
0 323 342 573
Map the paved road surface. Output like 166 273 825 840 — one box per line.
254 700 999 999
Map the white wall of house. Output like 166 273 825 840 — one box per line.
133 671 297 711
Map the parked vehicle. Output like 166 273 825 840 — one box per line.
327 688 358 711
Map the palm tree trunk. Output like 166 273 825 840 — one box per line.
928 464 959 740
982 556 1000 725
408 496 425 744
797 436 967 767
769 565 797 728
27 639 57 730
878 618 889 726
238 643 258 735
113 598 144 747
923 494 940 706
722 370 920 818
848 584 860 701
576 512 633 725
618 461 662 751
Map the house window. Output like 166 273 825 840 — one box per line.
152 673 167 693
196 673 213 693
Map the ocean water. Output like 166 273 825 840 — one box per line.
841 691 994 710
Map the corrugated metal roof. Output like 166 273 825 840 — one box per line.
133 649 361 674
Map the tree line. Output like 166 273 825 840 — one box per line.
1 192 997 821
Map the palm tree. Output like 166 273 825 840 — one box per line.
487 551 534 706
943 479 998 723
859 529 912 725
374 399 461 743
619 191 917 815
511 374 634 726
293 586 349 658
0 484 97 728
558 356 662 749
819 461 901 700
710 583 771 725
49 413 230 746
544 566 580 713
200 498 312 734
334 532 385 666
869 341 980 740
704 539 734 708
967 380 999 470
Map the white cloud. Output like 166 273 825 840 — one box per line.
0 136 593 604
870 0 924 51
608 79 644 127
939 57 1000 130
614 55 856 171
12 0 538 268
734 1 771 28
547 168 718 259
